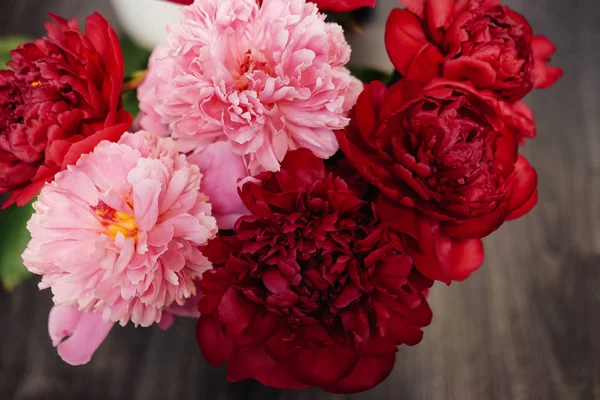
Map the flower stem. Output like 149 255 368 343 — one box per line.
121 69 148 94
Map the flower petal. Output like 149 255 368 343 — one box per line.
48 305 113 366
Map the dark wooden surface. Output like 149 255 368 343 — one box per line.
0 1 598 399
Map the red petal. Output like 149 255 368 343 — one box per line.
443 203 509 238
500 100 536 144
360 334 398 357
531 36 563 89
218 287 257 335
285 345 359 386
385 9 432 76
85 13 125 116
226 347 309 389
507 155 538 219
440 237 484 281
443 56 497 87
405 43 445 84
426 0 455 30
278 149 325 192
2 179 46 208
531 35 557 60
507 188 537 221
62 122 131 169
532 65 563 89
196 315 234 367
262 268 291 295
400 0 426 18
321 355 396 394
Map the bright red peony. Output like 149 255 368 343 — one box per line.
337 80 537 243
385 0 562 102
164 0 376 12
196 149 433 393
0 13 132 207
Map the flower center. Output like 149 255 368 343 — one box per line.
93 201 138 240
237 50 272 91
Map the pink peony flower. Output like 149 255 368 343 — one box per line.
138 0 362 173
23 131 218 363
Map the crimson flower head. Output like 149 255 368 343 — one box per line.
338 80 537 240
337 80 537 282
385 0 563 102
0 13 132 207
196 149 433 393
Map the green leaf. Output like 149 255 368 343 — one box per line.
123 90 141 118
120 35 151 78
119 36 151 119
348 66 392 84
0 202 34 291
0 36 32 70
387 70 402 86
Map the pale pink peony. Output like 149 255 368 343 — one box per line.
138 0 362 173
23 131 218 334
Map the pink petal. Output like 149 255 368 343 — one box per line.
158 312 175 330
133 178 162 231
48 305 113 366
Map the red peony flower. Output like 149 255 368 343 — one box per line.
336 80 537 277
0 13 132 207
385 0 563 102
196 149 433 393
163 0 376 13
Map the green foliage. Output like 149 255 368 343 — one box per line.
120 36 151 118
0 36 32 70
0 202 34 291
120 36 152 77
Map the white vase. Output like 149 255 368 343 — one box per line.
109 0 184 50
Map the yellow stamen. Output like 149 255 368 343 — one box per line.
31 81 41 87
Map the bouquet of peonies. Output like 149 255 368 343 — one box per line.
0 0 561 394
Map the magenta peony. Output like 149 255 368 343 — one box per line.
138 0 362 173
23 131 218 363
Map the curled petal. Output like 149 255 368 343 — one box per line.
507 155 538 220
48 305 113 366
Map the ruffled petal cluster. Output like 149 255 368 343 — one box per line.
138 0 362 173
23 131 217 327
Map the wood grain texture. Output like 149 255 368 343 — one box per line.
0 1 598 399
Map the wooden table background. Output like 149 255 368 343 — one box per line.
0 1 598 399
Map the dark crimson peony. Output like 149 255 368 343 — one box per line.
337 80 537 245
0 13 132 207
196 149 433 393
385 0 563 102
164 0 376 13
